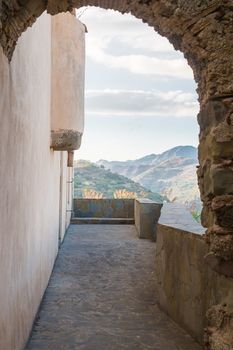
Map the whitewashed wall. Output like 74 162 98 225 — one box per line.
0 12 84 350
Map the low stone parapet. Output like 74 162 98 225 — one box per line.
134 198 163 240
73 198 134 219
155 204 233 346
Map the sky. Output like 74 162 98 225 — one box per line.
75 6 199 161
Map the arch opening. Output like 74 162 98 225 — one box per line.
75 6 201 213
1 1 233 348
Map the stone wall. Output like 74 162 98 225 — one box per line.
0 13 84 350
155 205 233 348
73 198 134 218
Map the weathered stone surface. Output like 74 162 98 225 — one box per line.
51 129 82 151
47 0 72 15
209 234 233 261
205 304 233 350
73 198 135 219
198 98 233 275
198 100 228 137
201 203 215 229
204 252 233 278
0 0 46 59
134 198 163 240
210 165 233 196
155 223 233 346
211 196 233 228
26 224 201 350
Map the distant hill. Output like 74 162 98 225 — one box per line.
97 146 200 203
73 160 164 202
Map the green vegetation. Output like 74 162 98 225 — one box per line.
74 160 164 202
185 200 202 223
191 211 201 223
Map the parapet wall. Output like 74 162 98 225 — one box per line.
155 204 233 345
73 198 134 218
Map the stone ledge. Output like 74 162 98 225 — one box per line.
71 217 135 225
51 129 82 151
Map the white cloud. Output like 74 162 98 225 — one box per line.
86 45 193 79
80 7 173 52
78 7 193 80
85 89 199 118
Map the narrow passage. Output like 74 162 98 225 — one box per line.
26 225 201 350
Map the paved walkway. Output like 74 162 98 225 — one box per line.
26 225 201 350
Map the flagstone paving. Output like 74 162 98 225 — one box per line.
26 224 201 350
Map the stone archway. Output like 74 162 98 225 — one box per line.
1 0 233 348
2 0 233 277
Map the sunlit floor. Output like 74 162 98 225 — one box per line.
26 225 201 350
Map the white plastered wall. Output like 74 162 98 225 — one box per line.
51 13 85 133
0 11 82 350
51 13 85 150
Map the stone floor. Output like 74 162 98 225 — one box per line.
26 225 201 350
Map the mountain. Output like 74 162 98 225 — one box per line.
96 146 199 203
73 160 164 202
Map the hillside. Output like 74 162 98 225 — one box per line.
97 146 200 203
73 160 164 202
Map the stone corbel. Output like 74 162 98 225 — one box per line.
51 129 82 151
